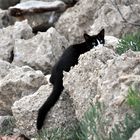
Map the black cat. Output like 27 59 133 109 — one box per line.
36 29 105 130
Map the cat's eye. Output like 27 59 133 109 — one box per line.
92 42 96 46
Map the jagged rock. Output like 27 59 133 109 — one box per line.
0 65 47 115
0 0 20 10
64 47 117 119
12 84 76 136
55 0 140 44
0 60 14 81
129 128 140 140
20 0 78 7
0 20 33 62
64 46 140 132
0 9 16 28
13 27 69 73
9 1 66 33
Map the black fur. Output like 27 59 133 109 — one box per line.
36 29 105 130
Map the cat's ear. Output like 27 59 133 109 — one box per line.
98 29 105 38
84 33 91 41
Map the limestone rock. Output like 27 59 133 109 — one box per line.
55 0 140 44
0 20 33 62
13 27 69 73
97 50 140 129
129 128 140 140
9 1 66 33
12 84 76 136
0 0 20 10
64 47 117 119
0 65 47 114
0 9 15 28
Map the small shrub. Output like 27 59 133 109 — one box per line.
116 32 140 55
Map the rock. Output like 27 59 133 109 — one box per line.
0 60 14 81
64 46 140 132
64 47 117 119
9 1 66 33
55 0 140 44
0 9 16 28
97 50 140 129
129 128 140 140
0 20 33 62
90 2 140 38
0 0 20 10
12 84 76 137
13 27 69 73
0 65 47 115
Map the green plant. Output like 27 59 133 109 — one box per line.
36 88 140 140
116 32 140 55
0 116 16 135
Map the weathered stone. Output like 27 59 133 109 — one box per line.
0 0 20 10
0 65 47 115
64 47 117 119
129 128 140 140
0 9 15 28
13 27 69 73
55 0 140 44
0 20 33 62
12 84 76 136
9 1 66 33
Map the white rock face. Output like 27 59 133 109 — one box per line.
0 20 33 62
129 128 140 140
64 47 117 119
0 65 47 114
64 47 140 132
55 0 140 44
12 85 76 136
13 27 69 73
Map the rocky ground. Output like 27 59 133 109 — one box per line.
0 0 140 139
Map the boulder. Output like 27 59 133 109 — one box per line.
9 1 66 33
0 65 47 115
64 46 140 132
0 20 33 62
0 0 20 10
13 27 69 73
64 47 117 119
0 9 15 28
12 84 76 136
55 0 140 44
129 128 140 140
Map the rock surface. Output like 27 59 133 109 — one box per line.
0 65 47 115
13 27 69 73
0 20 33 62
0 0 20 10
129 128 140 140
12 85 76 136
55 0 140 44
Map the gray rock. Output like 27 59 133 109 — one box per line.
0 20 33 62
0 0 20 10
12 84 76 136
9 0 67 33
13 27 69 73
55 0 140 44
64 47 117 119
0 9 15 28
129 128 140 140
0 65 47 115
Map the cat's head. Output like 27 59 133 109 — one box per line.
84 29 105 48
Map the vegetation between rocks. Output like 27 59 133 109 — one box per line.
36 87 140 140
116 32 140 55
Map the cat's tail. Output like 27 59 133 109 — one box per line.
36 82 64 130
